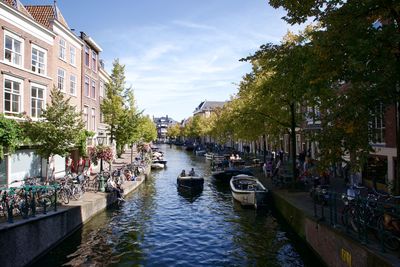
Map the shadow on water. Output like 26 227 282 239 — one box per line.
177 186 203 203
33 145 324 267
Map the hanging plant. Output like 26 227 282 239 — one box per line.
89 145 114 166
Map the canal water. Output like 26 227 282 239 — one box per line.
34 145 320 267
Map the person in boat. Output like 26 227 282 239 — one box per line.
180 169 186 177
189 168 196 176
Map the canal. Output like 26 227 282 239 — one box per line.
34 145 320 266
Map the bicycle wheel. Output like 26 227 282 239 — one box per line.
72 185 83 200
93 180 99 193
59 189 69 204
341 206 359 232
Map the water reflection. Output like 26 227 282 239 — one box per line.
34 145 317 267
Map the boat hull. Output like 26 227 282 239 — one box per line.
212 169 254 182
151 163 165 169
230 175 268 208
177 176 204 190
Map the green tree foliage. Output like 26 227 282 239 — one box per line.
101 59 141 157
24 87 85 176
167 123 181 139
0 115 23 159
137 115 157 143
269 0 400 172
101 59 129 143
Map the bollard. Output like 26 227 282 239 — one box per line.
30 187 36 217
22 190 29 219
6 196 13 223
54 185 57 212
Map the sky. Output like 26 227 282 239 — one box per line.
23 0 301 121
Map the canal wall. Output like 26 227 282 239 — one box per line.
0 167 150 267
271 190 398 267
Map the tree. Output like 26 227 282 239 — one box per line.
137 115 157 143
24 87 85 179
101 59 128 144
167 124 181 140
268 0 400 192
101 59 141 157
0 115 23 160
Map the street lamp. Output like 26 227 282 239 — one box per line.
97 135 106 192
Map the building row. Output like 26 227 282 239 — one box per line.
187 100 394 192
0 0 111 184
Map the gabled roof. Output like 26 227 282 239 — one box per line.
2 0 34 19
193 100 225 114
25 4 69 29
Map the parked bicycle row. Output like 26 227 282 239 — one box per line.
0 160 149 224
311 185 400 253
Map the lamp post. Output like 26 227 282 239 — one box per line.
97 136 106 192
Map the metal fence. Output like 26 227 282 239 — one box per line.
311 187 400 253
0 184 59 223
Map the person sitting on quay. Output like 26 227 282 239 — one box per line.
189 168 196 176
180 169 186 177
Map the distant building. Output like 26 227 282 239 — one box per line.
153 115 177 142
193 100 225 118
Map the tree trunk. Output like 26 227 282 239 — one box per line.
395 100 400 194
290 103 297 187
263 134 267 163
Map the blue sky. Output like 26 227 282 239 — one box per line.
24 0 300 121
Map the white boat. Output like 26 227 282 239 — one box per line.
151 162 165 169
205 153 225 161
230 175 268 208
204 153 214 160
195 150 206 156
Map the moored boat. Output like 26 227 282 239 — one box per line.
230 175 268 208
212 168 254 182
177 175 204 190
151 162 165 169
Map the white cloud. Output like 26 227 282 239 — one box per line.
99 7 297 120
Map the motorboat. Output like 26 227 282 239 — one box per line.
205 153 225 161
177 175 204 190
230 175 268 208
151 162 165 169
195 149 206 156
212 168 254 182
153 159 167 165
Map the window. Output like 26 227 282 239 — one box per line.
57 68 65 91
59 38 66 60
99 80 104 97
85 46 90 67
91 80 96 99
371 105 385 144
100 112 104 123
31 85 45 118
70 75 76 95
84 76 90 96
4 33 23 66
92 51 97 72
31 46 46 75
91 108 96 131
4 77 22 114
70 46 76 65
83 106 89 130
